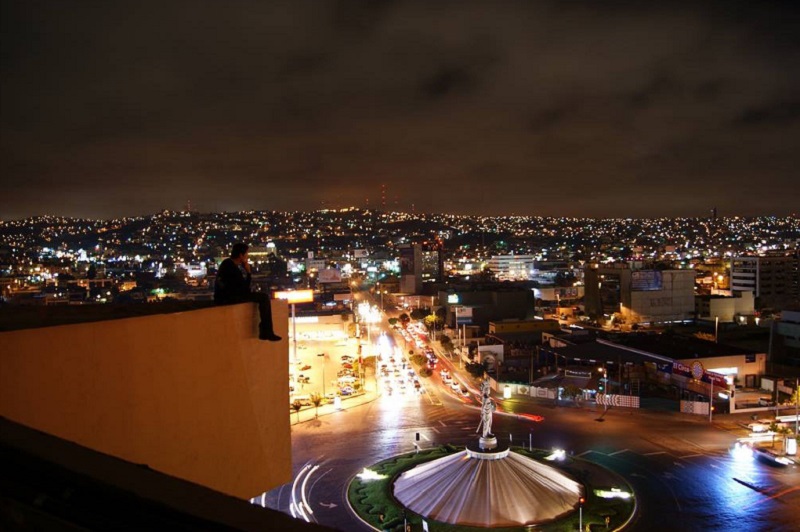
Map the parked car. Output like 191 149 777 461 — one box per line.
291 395 312 406
340 386 355 396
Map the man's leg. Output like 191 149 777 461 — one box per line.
249 292 281 341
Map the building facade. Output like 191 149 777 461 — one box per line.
487 254 536 281
730 254 800 310
585 264 695 324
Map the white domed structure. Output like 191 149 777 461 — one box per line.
393 446 582 527
393 379 582 528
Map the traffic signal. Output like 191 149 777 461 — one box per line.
598 382 604 393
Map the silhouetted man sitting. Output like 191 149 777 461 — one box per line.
214 243 281 342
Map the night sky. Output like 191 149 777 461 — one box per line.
2 1 799 220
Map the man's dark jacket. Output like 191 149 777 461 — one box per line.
214 258 250 303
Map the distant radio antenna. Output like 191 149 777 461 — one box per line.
186 200 191 212
381 184 387 210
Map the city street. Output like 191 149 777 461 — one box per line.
267 319 800 531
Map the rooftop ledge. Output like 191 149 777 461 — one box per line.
0 300 215 332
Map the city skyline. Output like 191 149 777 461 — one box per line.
2 2 799 219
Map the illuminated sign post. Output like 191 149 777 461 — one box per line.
274 290 314 304
274 290 314 365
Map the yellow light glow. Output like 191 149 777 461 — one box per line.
274 289 314 303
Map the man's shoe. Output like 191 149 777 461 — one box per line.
259 329 282 342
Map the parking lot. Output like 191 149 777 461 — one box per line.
289 334 372 407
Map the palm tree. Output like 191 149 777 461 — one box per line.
311 393 322 418
291 400 303 423
776 424 792 452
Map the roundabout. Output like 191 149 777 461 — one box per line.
347 445 635 531
347 380 635 531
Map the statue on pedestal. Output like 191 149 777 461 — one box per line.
476 378 496 440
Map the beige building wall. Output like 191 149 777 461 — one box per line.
0 302 290 499
626 270 695 324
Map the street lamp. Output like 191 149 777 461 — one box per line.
598 366 607 396
317 353 326 398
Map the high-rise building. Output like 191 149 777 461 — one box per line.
398 243 421 294
730 254 800 310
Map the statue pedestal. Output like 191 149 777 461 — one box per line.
466 439 509 460
479 435 498 450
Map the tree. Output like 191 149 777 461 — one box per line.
410 354 427 367
776 424 792 451
410 308 427 321
423 314 442 332
388 317 399 326
439 335 453 354
311 393 322 418
399 313 410 328
563 385 582 401
291 400 303 423
465 361 488 378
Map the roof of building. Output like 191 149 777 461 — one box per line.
547 332 757 367
0 417 332 531
0 301 213 332
549 340 663 366
613 332 757 359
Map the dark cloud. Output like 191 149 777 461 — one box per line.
734 100 800 127
1 1 799 219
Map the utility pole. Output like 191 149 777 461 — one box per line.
709 379 714 423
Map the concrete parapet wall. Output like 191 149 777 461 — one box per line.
0 301 290 499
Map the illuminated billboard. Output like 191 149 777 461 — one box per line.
273 290 314 303
318 268 342 283
631 270 663 291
